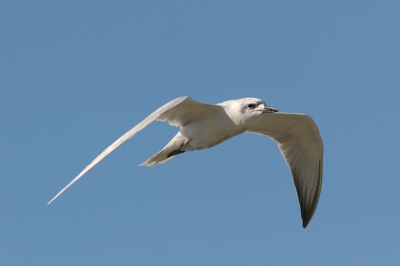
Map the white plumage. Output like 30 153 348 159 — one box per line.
48 96 323 228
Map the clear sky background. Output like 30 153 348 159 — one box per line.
1 1 399 265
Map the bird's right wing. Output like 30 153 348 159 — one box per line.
48 96 222 204
247 113 323 228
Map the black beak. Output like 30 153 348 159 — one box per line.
262 105 278 113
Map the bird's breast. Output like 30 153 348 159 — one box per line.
180 118 244 151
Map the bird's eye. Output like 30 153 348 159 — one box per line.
247 103 257 109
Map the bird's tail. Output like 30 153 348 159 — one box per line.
140 132 187 167
140 150 176 167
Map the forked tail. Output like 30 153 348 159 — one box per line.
140 132 187 167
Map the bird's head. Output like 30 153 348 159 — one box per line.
221 98 278 127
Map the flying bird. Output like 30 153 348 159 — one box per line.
48 96 323 228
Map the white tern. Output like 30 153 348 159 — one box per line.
48 96 323 228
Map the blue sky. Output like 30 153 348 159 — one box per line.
1 1 399 265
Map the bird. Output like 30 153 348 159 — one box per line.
48 96 323 228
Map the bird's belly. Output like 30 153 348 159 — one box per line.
191 131 237 150
180 121 243 151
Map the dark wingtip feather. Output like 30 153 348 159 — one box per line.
300 158 323 229
302 215 311 228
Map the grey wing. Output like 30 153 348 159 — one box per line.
48 96 222 204
247 113 323 228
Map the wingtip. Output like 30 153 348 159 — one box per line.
47 195 58 205
302 212 312 228
302 220 308 228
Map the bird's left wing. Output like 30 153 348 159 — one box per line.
247 113 323 228
48 96 222 204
